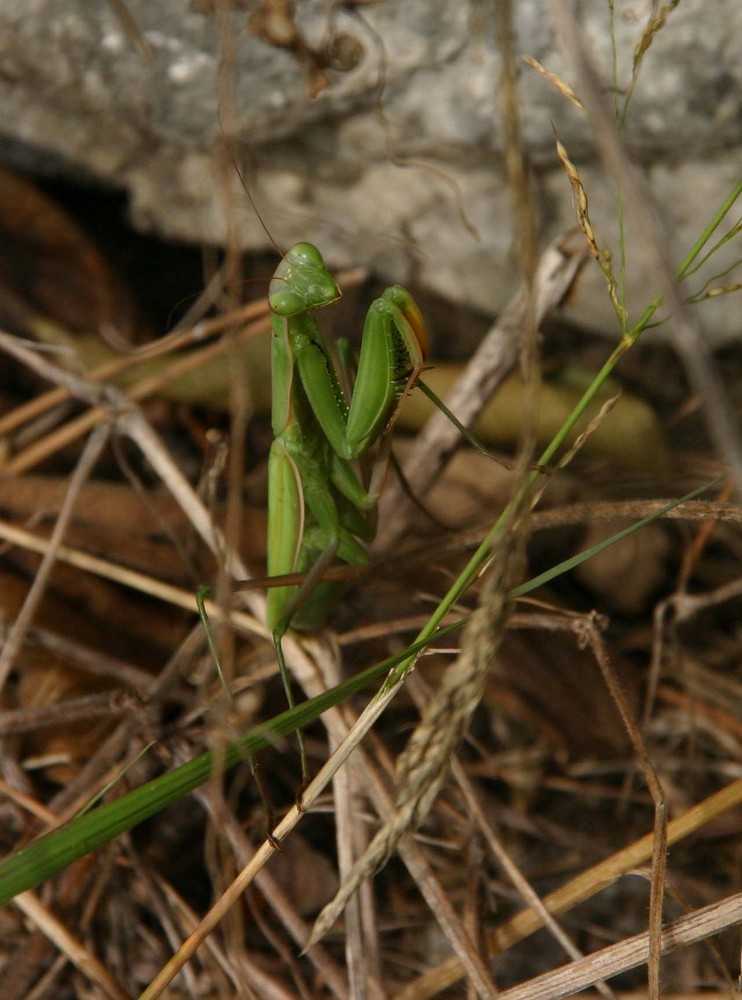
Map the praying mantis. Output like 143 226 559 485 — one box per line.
265 242 428 777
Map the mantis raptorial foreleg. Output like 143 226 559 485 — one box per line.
266 243 428 783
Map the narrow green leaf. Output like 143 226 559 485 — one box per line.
0 624 464 907
509 477 723 599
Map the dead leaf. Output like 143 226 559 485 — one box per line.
0 166 140 341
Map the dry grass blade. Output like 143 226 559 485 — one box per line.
138 679 358 995
190 776 349 999
141 628 502 998
449 752 618 1000
106 0 154 59
1 311 271 475
0 296 269 442
14 891 130 1000
318 649 381 999
308 550 512 952
0 422 110 691
0 517 263 633
393 778 742 1000
495 892 742 1000
553 392 619 472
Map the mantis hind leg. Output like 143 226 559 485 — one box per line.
266 440 365 786
266 440 313 786
267 443 372 788
271 539 339 791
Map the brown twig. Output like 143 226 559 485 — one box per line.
0 423 111 692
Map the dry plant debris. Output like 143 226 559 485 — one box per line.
0 164 741 1000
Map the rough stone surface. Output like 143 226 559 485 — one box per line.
1 0 740 342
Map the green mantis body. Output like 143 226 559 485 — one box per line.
266 243 428 772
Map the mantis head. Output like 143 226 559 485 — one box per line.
269 243 342 316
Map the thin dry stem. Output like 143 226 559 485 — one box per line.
375 229 586 548
147 876 242 996
531 497 742 530
141 657 499 999
191 775 349 999
0 517 265 639
317 644 381 1000
496 0 539 285
579 617 667 1000
389 495 742 580
0 422 110 692
308 559 509 952
0 298 268 438
450 755 617 1000
394 778 742 1000
496 892 742 1000
0 331 254 586
13 892 130 1000
0 690 136 735
551 0 742 496
359 3 479 242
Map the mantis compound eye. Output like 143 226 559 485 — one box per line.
288 242 323 267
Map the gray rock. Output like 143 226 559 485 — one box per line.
1 0 740 342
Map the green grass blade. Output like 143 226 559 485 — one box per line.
0 472 722 908
509 477 723 599
0 624 464 907
3 176 738 913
